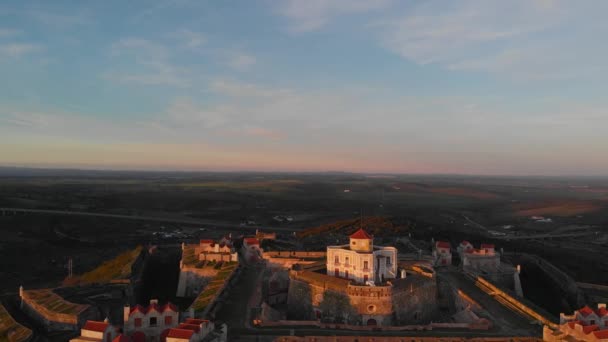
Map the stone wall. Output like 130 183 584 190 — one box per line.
20 296 97 332
286 271 438 326
264 251 326 258
175 267 218 297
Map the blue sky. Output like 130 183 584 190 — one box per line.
1 0 607 175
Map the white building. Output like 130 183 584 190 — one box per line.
432 241 452 267
326 228 397 284
544 304 608 341
123 299 179 342
457 241 500 273
70 320 117 342
165 319 221 342
242 237 263 263
197 237 238 263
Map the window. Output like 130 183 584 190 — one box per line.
363 261 369 270
334 255 339 264
364 275 368 282
591 320 596 325
134 318 142 327
345 270 349 278
149 317 157 326
335 268 339 277
345 257 349 266
386 257 391 266
164 315 173 325
352 241 356 245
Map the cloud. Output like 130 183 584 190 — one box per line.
25 9 89 29
171 29 206 49
0 43 41 58
276 0 393 32
104 38 191 87
228 53 256 70
0 28 20 38
374 0 608 79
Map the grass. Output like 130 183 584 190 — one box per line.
0 304 32 342
296 216 409 239
21 289 89 316
66 246 143 285
169 180 303 192
189 262 238 313
514 200 602 217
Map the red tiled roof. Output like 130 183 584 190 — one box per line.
480 243 495 249
349 228 372 239
162 303 178 313
113 334 131 342
436 241 451 249
598 307 608 317
461 240 471 246
583 325 599 334
130 331 145 342
200 239 214 245
167 328 194 339
130 302 176 316
177 323 200 332
567 321 581 329
129 305 144 315
594 330 608 339
244 237 260 245
580 306 595 317
83 320 110 332
184 318 209 325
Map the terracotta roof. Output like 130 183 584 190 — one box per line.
244 237 260 245
167 328 194 339
461 240 472 246
83 320 110 332
184 318 209 325
200 239 214 245
113 334 131 342
480 243 495 249
177 323 201 332
580 306 595 317
129 302 176 316
161 302 178 313
567 321 581 329
598 307 608 317
436 241 451 249
349 228 372 239
583 325 599 334
594 330 608 339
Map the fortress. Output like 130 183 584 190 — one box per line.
286 229 437 326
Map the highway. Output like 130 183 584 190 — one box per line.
0 207 296 233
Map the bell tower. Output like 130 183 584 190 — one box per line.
349 228 373 252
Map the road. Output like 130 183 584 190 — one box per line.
438 270 542 337
0 207 295 233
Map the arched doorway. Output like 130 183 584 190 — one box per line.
366 318 377 326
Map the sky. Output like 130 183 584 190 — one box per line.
1 0 607 176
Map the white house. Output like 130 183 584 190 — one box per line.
242 237 263 263
433 241 452 267
326 228 397 284
123 299 179 342
70 320 117 342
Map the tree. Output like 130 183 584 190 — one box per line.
319 290 358 324
287 281 314 320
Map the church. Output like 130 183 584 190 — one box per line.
326 228 398 284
